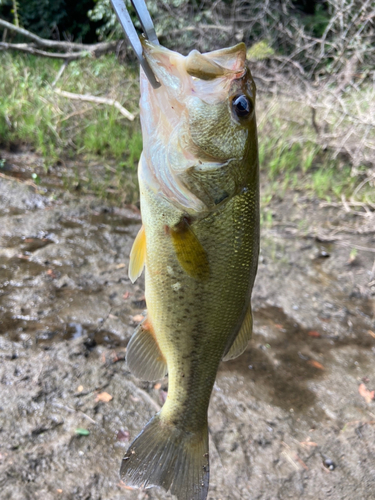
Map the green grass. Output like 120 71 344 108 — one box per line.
257 97 374 205
0 52 142 169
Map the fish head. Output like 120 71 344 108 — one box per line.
140 40 258 213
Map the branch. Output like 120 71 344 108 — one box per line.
0 42 94 59
53 88 135 121
0 18 118 58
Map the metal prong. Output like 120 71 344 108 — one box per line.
130 0 159 46
110 0 161 89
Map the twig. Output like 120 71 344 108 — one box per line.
0 18 117 54
51 401 97 424
336 241 375 254
0 171 38 190
54 88 135 121
0 42 110 60
126 380 161 413
52 60 69 88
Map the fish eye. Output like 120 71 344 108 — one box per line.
232 95 253 118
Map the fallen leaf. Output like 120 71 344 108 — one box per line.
75 428 89 436
368 330 375 339
17 254 30 260
307 360 325 370
274 324 284 330
96 392 113 403
110 351 126 363
358 383 375 404
116 263 126 269
122 291 130 300
117 429 130 442
132 314 144 323
308 330 321 338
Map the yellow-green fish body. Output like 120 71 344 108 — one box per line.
121 41 259 500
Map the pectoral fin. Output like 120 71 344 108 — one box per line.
126 315 167 381
223 305 252 361
129 225 146 283
170 218 209 281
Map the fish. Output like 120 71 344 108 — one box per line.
121 39 259 500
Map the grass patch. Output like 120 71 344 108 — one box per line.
0 52 142 173
257 96 374 205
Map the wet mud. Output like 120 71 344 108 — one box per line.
1 150 375 499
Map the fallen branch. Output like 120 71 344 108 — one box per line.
0 41 95 60
54 88 135 121
0 18 118 59
0 171 38 190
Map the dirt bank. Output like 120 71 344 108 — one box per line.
1 150 374 499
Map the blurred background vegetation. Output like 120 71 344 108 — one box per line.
0 0 374 208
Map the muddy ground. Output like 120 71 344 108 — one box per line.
0 150 375 500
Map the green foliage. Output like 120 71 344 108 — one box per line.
0 52 373 205
257 96 374 202
0 52 141 170
0 0 100 42
246 41 275 61
300 3 330 38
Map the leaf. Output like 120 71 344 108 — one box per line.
117 429 130 442
308 330 321 338
75 428 90 436
307 360 325 370
358 383 375 404
96 391 113 403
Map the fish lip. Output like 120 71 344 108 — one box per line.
141 38 248 88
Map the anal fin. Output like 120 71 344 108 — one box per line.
126 315 167 381
129 225 146 284
223 305 252 361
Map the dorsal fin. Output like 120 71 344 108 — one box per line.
129 225 146 283
126 314 167 381
223 305 252 361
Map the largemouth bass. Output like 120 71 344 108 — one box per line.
121 40 259 500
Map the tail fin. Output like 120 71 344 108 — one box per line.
120 413 209 500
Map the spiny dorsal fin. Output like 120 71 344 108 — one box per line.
126 315 167 381
170 218 209 281
129 225 146 283
223 305 252 361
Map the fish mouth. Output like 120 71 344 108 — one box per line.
141 39 247 102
